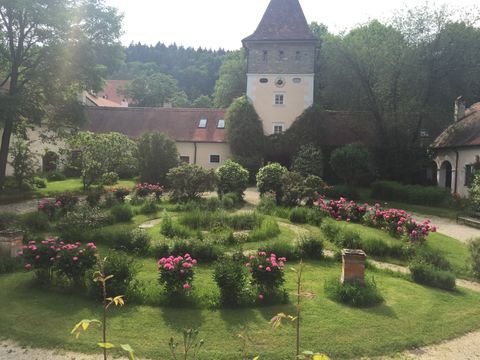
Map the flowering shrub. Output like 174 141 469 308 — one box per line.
19 238 97 284
55 192 79 213
38 199 61 220
316 197 436 242
134 183 163 199
158 254 197 295
111 187 130 202
246 252 286 299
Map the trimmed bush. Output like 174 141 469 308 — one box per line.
289 207 309 224
371 181 450 206
297 234 324 259
324 276 383 307
110 204 134 223
46 171 66 182
114 229 151 256
169 239 222 263
216 160 249 198
88 251 139 301
259 241 300 261
470 237 480 279
415 246 452 271
409 261 456 290
0 255 22 274
22 211 49 232
213 255 248 307
256 163 288 204
167 163 216 202
139 197 159 215
0 212 19 231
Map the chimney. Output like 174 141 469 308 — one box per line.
454 96 466 122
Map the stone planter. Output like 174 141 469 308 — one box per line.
0 230 24 258
341 249 367 286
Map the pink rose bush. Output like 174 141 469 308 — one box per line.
246 252 286 299
38 199 61 220
134 183 164 199
19 238 97 283
316 197 436 242
158 254 197 295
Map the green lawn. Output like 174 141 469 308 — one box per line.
36 179 136 196
1 262 480 359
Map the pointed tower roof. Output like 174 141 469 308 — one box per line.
243 0 316 43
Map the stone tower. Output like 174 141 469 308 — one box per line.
242 0 318 135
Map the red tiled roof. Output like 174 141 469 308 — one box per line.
85 93 122 107
84 107 227 143
97 80 131 105
432 102 480 148
243 0 316 43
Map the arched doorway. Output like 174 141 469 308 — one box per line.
439 161 452 189
42 151 59 173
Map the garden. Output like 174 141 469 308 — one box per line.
2 156 480 360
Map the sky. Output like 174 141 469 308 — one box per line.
105 0 479 50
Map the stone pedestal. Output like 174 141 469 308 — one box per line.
341 249 367 286
0 230 24 258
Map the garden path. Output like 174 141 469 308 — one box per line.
0 199 39 214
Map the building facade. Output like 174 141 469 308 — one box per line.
432 101 480 197
242 0 318 135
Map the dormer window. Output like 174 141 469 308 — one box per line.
198 118 207 128
217 119 225 129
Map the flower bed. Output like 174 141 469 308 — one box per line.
134 183 163 199
316 197 436 242
19 238 97 283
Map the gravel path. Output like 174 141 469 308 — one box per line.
0 199 39 214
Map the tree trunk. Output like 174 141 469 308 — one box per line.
0 115 13 189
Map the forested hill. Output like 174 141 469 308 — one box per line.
110 42 230 102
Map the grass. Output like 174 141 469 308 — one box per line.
2 261 480 359
36 179 136 196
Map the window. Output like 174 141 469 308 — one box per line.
274 94 284 105
278 50 284 60
259 78 269 84
273 124 284 135
217 119 225 129
465 164 474 186
180 156 190 164
295 51 301 60
263 51 268 62
198 118 207 128
210 154 220 163
292 77 302 84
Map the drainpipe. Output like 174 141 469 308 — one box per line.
194 142 197 165
454 150 459 194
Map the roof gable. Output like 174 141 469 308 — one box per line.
243 0 316 42
84 107 227 143
432 102 480 148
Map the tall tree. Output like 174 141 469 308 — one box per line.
213 50 246 108
0 0 122 187
225 96 264 177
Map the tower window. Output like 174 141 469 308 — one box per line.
278 50 284 60
273 123 284 134
274 94 284 105
296 51 301 60
198 118 207 128
259 78 269 84
293 77 302 84
263 51 268 62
